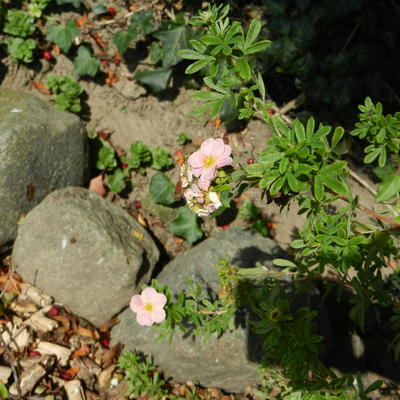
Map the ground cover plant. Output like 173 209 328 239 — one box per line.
0 0 400 399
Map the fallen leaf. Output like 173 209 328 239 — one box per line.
132 230 144 241
137 214 147 227
211 119 222 129
76 15 89 28
89 174 106 197
105 69 118 86
98 317 119 333
101 343 123 369
65 366 80 378
31 81 51 95
89 32 107 49
76 326 99 339
173 150 185 165
71 344 91 358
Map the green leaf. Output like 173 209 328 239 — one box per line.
134 68 172 92
177 48 207 60
331 126 345 149
243 40 271 54
287 172 300 192
320 174 348 195
74 46 100 77
375 174 400 202
0 383 8 400
293 119 305 141
364 149 380 164
313 176 324 202
107 168 128 194
364 380 383 394
245 19 261 48
319 161 347 176
47 20 79 53
185 58 213 74
306 117 315 138
153 26 189 68
113 28 138 55
149 172 175 205
291 239 305 249
168 207 203 244
272 258 297 268
235 58 251 80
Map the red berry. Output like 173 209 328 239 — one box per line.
28 351 41 357
114 59 121 66
43 50 52 60
221 224 229 230
121 163 128 169
267 109 275 115
101 338 110 348
101 59 109 66
134 200 142 209
266 221 274 229
61 372 72 380
108 7 116 15
247 157 255 164
48 306 59 316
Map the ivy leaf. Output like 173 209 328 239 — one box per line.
168 207 203 244
153 25 189 68
47 20 79 53
74 46 100 77
107 168 128 194
134 68 172 92
375 174 400 202
149 172 175 205
113 28 137 56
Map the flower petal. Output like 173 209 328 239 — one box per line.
200 138 218 155
216 156 233 168
154 293 167 308
201 166 217 181
198 176 211 191
141 287 157 302
212 138 226 157
151 308 166 323
188 151 204 168
130 295 143 313
137 311 153 326
190 166 203 177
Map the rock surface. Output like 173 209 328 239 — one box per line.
0 89 88 247
111 227 290 393
12 187 159 327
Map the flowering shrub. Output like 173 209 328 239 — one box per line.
130 4 400 399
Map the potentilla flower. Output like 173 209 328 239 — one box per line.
188 138 232 190
130 287 167 327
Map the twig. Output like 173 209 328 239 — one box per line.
198 310 227 315
348 168 377 196
278 94 305 115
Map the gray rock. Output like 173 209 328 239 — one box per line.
111 227 290 393
0 89 88 247
12 187 159 327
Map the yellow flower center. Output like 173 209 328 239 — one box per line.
203 155 216 168
144 303 153 312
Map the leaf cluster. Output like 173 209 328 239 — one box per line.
45 75 84 113
93 139 173 194
351 97 400 167
244 116 348 201
118 352 168 399
178 4 270 122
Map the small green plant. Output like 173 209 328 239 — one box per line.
45 75 84 113
238 199 270 237
3 10 35 37
176 132 191 145
118 352 168 399
6 37 36 62
351 96 400 167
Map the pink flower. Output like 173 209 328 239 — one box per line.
130 287 167 327
188 138 232 190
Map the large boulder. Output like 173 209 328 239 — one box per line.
0 89 87 247
12 187 159 327
111 227 291 393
